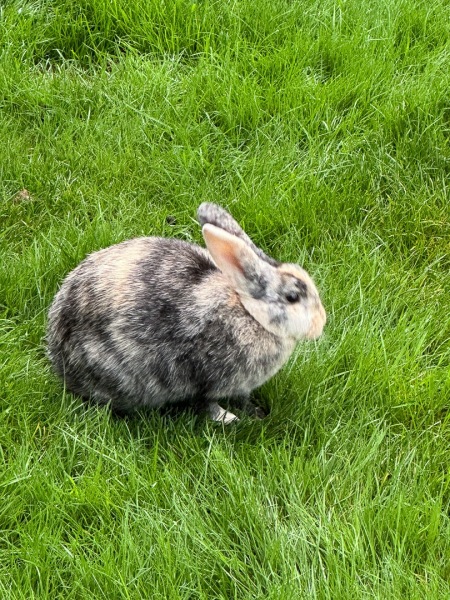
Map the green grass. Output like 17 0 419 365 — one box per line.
1 0 450 597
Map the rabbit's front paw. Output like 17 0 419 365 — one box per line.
208 403 239 424
239 396 267 420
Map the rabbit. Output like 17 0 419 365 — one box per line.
47 203 326 423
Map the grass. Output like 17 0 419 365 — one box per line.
1 0 450 597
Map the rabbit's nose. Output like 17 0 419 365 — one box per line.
307 302 326 340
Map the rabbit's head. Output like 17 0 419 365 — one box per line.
202 224 326 341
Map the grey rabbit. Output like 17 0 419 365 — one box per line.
47 203 326 423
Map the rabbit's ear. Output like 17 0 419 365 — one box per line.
198 203 279 267
202 224 271 296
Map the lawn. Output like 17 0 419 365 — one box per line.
1 0 449 597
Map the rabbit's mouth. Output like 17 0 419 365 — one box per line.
306 304 327 340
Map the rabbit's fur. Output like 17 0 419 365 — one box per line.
47 203 326 422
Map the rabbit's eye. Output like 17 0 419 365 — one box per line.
285 291 301 303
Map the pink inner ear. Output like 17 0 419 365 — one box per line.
204 227 245 273
220 241 244 272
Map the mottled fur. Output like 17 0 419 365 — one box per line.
47 204 326 421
